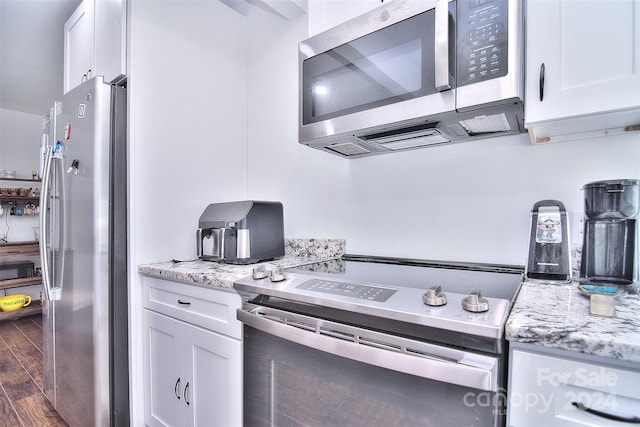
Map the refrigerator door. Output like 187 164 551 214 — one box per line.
41 106 61 407
41 76 126 427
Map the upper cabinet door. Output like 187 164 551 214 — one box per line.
64 0 95 94
525 0 640 141
95 0 127 85
64 0 126 93
307 0 383 37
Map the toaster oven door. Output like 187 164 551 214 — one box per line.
198 228 225 260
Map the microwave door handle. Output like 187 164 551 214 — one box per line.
434 0 451 91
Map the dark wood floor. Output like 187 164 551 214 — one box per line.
0 315 67 427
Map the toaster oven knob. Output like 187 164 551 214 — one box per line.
252 265 268 280
423 285 447 306
270 266 286 282
462 288 489 313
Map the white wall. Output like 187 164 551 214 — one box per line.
125 3 639 268
0 108 42 242
128 0 248 265
245 9 640 266
127 1 247 423
0 108 42 177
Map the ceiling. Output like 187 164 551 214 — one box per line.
0 0 81 116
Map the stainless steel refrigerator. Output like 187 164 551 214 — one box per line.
40 76 129 426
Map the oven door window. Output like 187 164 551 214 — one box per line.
301 6 456 126
243 327 504 426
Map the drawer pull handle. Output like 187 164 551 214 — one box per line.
174 377 181 400
539 63 545 101
572 402 640 424
177 299 191 305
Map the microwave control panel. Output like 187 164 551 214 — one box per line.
457 0 509 87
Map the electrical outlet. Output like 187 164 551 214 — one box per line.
569 211 584 245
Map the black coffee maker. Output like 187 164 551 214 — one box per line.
525 200 572 282
580 179 640 287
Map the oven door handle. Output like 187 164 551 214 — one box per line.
237 305 501 392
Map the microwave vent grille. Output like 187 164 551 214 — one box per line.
358 122 440 144
458 113 512 135
356 122 449 150
327 142 370 157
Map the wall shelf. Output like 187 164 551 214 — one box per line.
1 242 42 322
0 196 39 202
0 277 42 290
0 301 42 321
0 242 40 258
1 175 41 207
0 196 40 211
0 177 41 183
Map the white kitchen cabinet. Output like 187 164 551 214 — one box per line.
525 0 640 144
508 343 640 426
64 0 126 93
307 0 384 37
64 0 94 93
142 277 242 427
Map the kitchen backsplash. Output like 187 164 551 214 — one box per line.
284 242 601 286
287 238 587 281
285 238 345 259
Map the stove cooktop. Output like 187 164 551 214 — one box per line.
233 255 524 341
288 255 523 300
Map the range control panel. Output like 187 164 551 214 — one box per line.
457 0 509 87
297 279 397 302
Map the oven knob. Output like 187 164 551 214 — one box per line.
270 266 286 282
462 288 489 313
252 265 268 280
423 285 447 306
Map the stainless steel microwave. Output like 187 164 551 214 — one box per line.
0 261 34 280
298 0 525 158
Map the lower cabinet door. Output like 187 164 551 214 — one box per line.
183 324 243 427
144 310 183 427
144 309 243 427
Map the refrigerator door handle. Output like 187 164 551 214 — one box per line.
40 142 66 301
40 145 54 301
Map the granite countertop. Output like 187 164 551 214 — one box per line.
138 238 345 289
506 280 640 363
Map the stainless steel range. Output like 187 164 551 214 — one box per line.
234 255 524 426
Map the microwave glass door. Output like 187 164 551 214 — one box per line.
302 6 455 126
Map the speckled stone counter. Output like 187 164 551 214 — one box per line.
506 281 640 363
138 238 345 289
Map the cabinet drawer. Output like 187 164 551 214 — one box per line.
142 276 242 339
509 349 640 426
